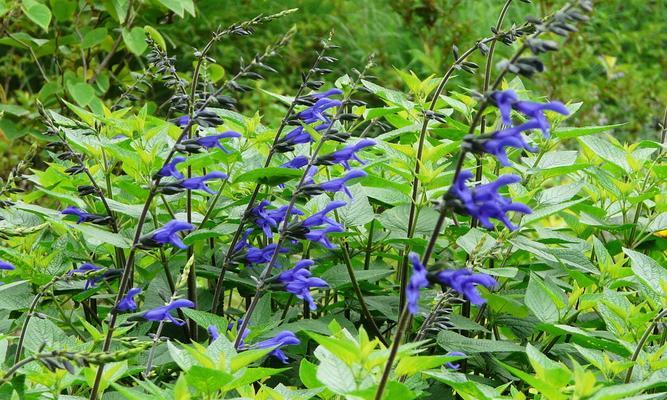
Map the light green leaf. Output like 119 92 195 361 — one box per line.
22 0 52 31
437 330 524 354
525 274 560 323
122 27 148 56
624 248 667 297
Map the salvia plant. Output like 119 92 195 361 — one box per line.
0 0 666 399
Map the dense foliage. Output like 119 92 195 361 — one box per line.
0 0 666 399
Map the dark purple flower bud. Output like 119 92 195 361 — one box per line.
406 253 429 315
315 139 376 170
142 299 194 325
155 156 186 179
208 325 220 341
60 206 112 225
253 330 301 363
179 171 228 194
141 220 194 250
0 260 15 270
279 260 328 310
246 244 288 265
447 171 531 231
445 352 466 370
116 288 141 312
513 100 569 137
434 268 497 305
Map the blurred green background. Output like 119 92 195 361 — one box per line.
1 0 665 175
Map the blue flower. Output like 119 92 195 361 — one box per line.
250 201 302 239
513 100 569 137
142 220 195 250
227 318 250 349
447 171 532 231
61 206 111 225
300 201 346 228
315 139 376 170
276 124 330 153
0 260 15 270
482 119 540 166
208 325 220 341
434 269 497 305
312 88 343 99
297 98 342 124
254 330 301 364
142 299 194 325
300 170 367 198
195 131 242 152
445 352 466 370
68 263 104 289
321 169 367 198
233 228 254 254
156 156 186 179
116 288 141 312
490 90 519 126
490 90 570 137
304 225 344 248
279 260 328 310
246 244 289 265
281 156 309 169
173 116 190 127
406 252 429 315
179 171 228 194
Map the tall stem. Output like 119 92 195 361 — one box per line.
210 45 332 313
234 63 371 346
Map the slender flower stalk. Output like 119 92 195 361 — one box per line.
234 59 374 348
88 23 295 399
209 38 338 313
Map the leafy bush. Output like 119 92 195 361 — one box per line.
0 0 666 399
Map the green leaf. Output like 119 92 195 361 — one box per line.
181 308 228 331
233 167 303 186
186 366 233 393
319 264 391 289
122 27 148 56
66 222 132 248
66 81 95 107
143 25 166 51
313 347 357 394
437 330 524 354
579 135 631 173
82 28 108 48
624 248 667 297
396 354 460 375
22 0 52 32
553 123 625 139
525 274 560 323
0 281 32 310
523 198 587 225
157 0 195 17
